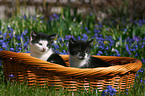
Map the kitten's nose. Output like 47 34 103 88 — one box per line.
79 56 84 60
43 48 46 51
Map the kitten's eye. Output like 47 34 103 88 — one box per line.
85 49 90 53
39 43 42 45
47 43 50 46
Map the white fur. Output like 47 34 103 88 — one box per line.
30 40 54 61
69 53 90 67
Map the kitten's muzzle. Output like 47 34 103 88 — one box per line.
77 53 85 60
77 56 85 60
41 48 46 52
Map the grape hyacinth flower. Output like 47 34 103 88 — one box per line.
101 85 117 96
8 74 15 78
85 27 90 34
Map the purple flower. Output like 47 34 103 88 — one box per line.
135 52 138 57
53 13 59 20
3 33 7 38
124 28 127 32
137 68 144 73
8 74 15 78
143 37 145 41
52 43 59 49
98 51 103 54
58 37 63 42
2 42 7 49
141 58 145 63
140 78 143 83
82 34 88 41
94 29 101 34
65 35 74 40
142 19 145 24
23 14 27 19
85 27 90 34
78 36 81 40
102 86 117 96
24 42 29 50
0 60 1 66
22 29 28 35
49 16 54 21
10 48 14 51
135 74 139 77
116 53 121 57
133 36 141 42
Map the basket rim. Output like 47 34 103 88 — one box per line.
0 50 142 78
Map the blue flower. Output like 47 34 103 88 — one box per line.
142 19 145 24
94 29 101 34
78 36 81 40
22 29 28 35
0 60 1 66
49 16 54 21
82 34 88 41
135 52 138 57
24 42 29 49
8 74 15 78
23 14 27 19
85 27 90 34
143 37 145 41
10 48 14 52
126 89 129 95
102 86 117 96
18 47 22 50
65 35 74 40
58 37 63 42
53 13 59 20
133 36 141 42
3 33 7 38
52 43 59 49
116 53 121 57
135 74 139 77
98 51 103 55
141 58 145 63
124 28 127 32
2 42 7 49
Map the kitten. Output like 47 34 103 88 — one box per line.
68 38 110 68
30 31 67 67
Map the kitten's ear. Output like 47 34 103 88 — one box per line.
30 31 37 37
88 39 94 45
30 31 37 40
69 38 75 45
49 34 57 40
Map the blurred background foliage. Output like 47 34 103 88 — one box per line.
0 0 145 23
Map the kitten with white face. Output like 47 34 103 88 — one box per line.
68 38 110 68
30 31 67 67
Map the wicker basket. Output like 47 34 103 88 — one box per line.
0 50 142 92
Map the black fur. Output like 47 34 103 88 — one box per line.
79 57 110 68
68 38 110 68
47 53 67 67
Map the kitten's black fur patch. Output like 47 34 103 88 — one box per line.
30 31 67 67
47 53 67 66
79 57 109 68
68 38 110 68
31 31 56 48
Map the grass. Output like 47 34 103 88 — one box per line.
0 8 145 96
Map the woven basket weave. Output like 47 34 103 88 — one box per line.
0 50 142 92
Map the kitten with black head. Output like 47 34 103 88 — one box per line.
30 31 67 67
68 38 110 68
